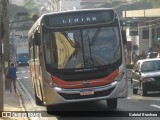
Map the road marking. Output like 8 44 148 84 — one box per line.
127 95 160 101
150 104 160 109
126 97 132 99
17 71 30 74
24 77 29 79
17 77 29 80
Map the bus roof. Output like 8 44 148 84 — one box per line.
42 8 115 16
28 8 116 36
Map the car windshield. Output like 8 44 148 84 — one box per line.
43 27 121 70
141 60 160 72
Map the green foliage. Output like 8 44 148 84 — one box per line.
126 63 135 69
144 0 160 8
8 4 29 19
25 0 39 17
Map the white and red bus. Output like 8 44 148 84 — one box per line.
28 8 127 112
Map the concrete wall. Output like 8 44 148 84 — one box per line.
9 0 24 6
139 27 149 54
123 8 160 17
61 0 81 10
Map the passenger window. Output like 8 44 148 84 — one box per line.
137 63 140 71
141 62 155 72
133 62 138 70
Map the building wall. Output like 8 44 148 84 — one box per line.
123 8 160 58
61 0 81 10
9 0 24 6
139 27 149 55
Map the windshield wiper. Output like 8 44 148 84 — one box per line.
90 28 101 46
61 32 77 48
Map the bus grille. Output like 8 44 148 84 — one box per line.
58 87 115 100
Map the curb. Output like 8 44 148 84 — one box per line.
17 80 30 120
17 79 51 120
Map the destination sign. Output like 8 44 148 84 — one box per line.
43 9 115 27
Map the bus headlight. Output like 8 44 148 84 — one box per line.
49 82 58 88
115 69 125 81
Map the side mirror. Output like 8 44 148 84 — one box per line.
122 30 127 44
35 32 41 46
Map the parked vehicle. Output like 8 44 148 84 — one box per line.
146 52 160 59
131 58 160 96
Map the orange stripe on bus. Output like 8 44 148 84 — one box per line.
51 69 119 89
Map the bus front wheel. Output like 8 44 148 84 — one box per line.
46 105 53 114
106 98 117 110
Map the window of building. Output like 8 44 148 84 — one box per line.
142 29 149 39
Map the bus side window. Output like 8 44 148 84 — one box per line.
35 32 41 46
44 33 56 64
48 34 55 63
44 34 51 64
29 36 34 61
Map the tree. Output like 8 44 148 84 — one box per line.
1 22 4 39
25 0 39 17
145 0 160 8
8 4 29 20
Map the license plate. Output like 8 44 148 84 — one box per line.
80 90 94 96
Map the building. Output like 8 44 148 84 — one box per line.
61 0 81 10
0 0 9 111
123 8 160 62
8 0 24 6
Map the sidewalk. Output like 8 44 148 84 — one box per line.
1 77 28 120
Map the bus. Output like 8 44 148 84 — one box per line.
16 46 29 66
16 53 29 66
28 8 127 112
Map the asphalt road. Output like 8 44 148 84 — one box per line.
16 66 160 119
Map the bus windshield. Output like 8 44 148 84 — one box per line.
17 53 29 58
43 27 121 70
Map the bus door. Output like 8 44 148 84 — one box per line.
34 31 43 100
29 35 36 91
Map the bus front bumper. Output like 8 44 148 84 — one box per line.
45 79 128 105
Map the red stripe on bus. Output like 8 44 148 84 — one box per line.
51 69 119 89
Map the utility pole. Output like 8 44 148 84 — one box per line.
0 0 4 112
0 0 9 112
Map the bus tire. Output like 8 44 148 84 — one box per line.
106 98 117 110
131 79 138 94
46 105 53 114
141 83 147 96
133 88 138 94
